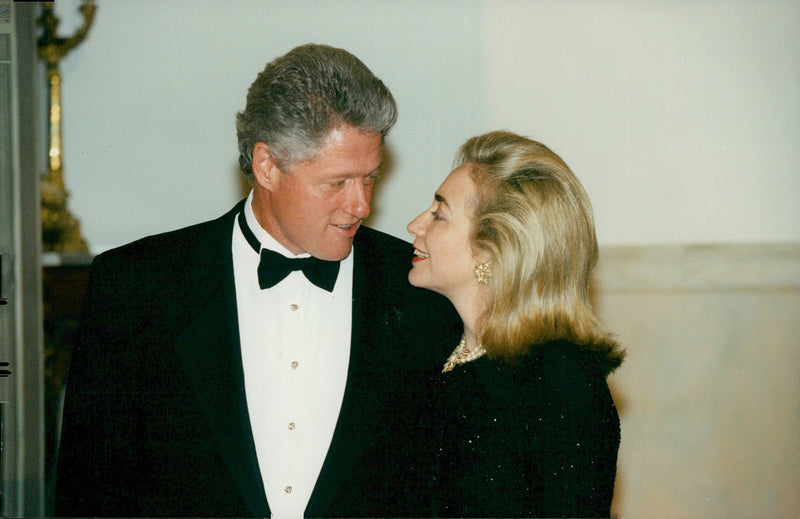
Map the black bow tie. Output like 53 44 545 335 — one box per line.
238 211 340 292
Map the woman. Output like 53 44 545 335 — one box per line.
408 130 625 518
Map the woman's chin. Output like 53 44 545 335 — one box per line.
408 269 430 290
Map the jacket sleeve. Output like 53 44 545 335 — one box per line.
54 251 145 516
528 346 620 518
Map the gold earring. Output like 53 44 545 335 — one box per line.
474 262 492 284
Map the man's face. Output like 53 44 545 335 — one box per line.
254 125 383 261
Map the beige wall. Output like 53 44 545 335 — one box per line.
595 244 800 518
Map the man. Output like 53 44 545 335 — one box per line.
55 44 459 517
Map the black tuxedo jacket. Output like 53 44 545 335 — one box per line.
55 201 459 517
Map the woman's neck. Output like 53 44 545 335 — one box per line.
449 289 485 353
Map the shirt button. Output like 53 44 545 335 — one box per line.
284 486 292 494
290 304 299 311
288 422 296 430
291 361 299 369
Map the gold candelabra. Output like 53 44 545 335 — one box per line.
37 1 96 253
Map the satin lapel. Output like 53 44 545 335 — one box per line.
173 201 270 517
306 230 394 514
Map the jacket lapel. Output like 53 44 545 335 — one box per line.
169 209 410 516
305 230 397 514
172 201 270 516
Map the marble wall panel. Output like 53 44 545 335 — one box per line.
593 244 800 518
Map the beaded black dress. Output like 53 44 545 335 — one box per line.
430 340 621 518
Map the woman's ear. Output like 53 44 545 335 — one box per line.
251 142 280 191
474 247 493 266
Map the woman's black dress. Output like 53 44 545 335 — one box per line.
431 340 621 518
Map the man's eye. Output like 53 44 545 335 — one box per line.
431 210 444 221
363 175 380 186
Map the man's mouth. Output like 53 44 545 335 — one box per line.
412 248 429 261
334 221 360 232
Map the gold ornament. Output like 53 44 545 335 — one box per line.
37 2 96 253
442 334 486 373
474 261 492 284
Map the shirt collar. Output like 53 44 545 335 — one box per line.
244 190 311 258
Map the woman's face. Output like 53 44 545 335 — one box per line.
407 165 482 302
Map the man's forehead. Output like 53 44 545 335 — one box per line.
288 128 383 177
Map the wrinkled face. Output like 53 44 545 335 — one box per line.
407 165 481 302
253 125 383 261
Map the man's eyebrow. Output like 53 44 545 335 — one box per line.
434 193 449 207
320 163 383 180
353 161 384 177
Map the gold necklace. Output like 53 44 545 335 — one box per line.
442 334 486 373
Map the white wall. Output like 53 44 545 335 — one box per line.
54 0 487 252
53 0 799 252
483 1 800 246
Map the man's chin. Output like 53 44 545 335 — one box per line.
313 243 355 262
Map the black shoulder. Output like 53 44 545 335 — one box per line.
354 226 461 363
523 342 610 390
354 225 413 256
85 201 242 309
504 341 618 420
352 226 417 287
93 201 242 271
583 338 625 375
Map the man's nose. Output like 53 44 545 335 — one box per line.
344 180 371 219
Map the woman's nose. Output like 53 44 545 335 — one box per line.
407 211 427 237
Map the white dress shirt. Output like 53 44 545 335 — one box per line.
233 192 352 519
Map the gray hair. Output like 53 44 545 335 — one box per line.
236 44 397 178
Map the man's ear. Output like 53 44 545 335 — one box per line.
251 142 281 190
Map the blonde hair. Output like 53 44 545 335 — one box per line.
456 130 623 369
